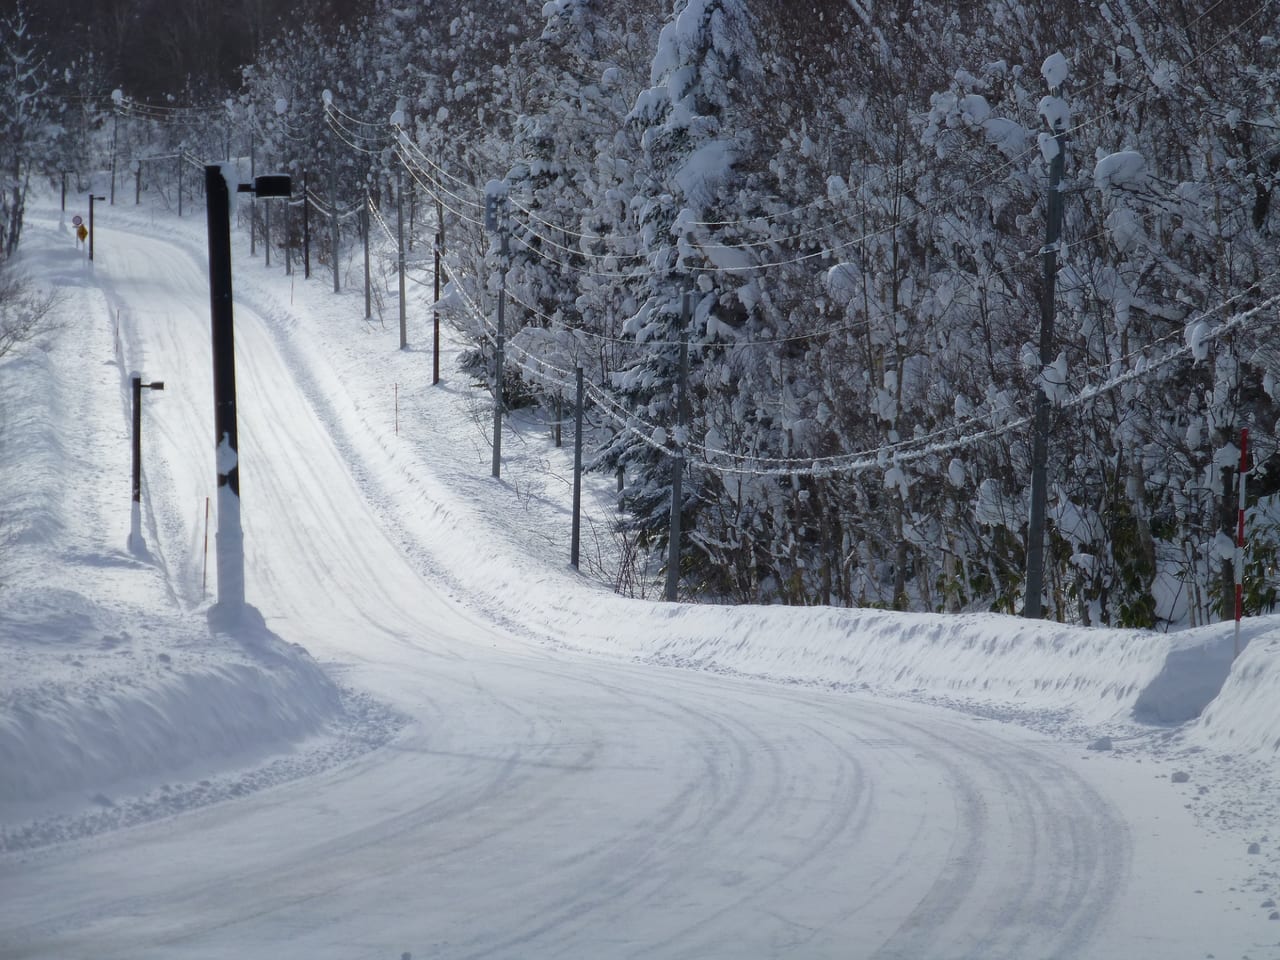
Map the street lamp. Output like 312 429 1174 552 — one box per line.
129 374 165 552
88 194 105 261
205 165 292 614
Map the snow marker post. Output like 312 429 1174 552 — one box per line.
1234 427 1249 659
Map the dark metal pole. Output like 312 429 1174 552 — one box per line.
132 376 143 506
1024 123 1068 620
571 366 584 569
665 292 692 602
88 193 104 261
178 156 183 217
205 164 245 611
61 171 66 211
130 375 164 551
264 200 271 267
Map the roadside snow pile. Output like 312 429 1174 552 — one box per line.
1186 625 1280 756
1131 619 1269 723
539 592 1268 739
0 593 342 812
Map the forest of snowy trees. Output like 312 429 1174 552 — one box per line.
5 0 1279 626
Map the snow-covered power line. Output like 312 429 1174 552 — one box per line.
366 195 397 246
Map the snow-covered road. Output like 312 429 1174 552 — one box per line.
6 647 1131 959
4 202 1274 960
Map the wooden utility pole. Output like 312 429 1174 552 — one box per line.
665 292 692 603
330 147 340 294
572 366 585 569
362 199 371 320
303 169 311 279
491 210 508 478
433 198 444 384
1024 115 1068 619
397 166 407 348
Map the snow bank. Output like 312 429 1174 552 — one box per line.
515 582 1280 757
1130 620 1253 723
0 595 341 807
537 595 1252 733
1186 625 1280 755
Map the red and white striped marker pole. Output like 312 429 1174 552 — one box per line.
1234 427 1249 660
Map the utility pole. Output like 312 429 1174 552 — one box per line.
303 169 311 279
88 193 105 261
362 199 371 320
330 146 340 294
110 106 118 205
1234 428 1250 659
571 366 585 569
433 226 442 384
486 182 509 479
249 134 257 257
433 197 444 384
1024 102 1069 619
397 165 407 348
204 165 292 614
665 292 692 603
206 164 245 613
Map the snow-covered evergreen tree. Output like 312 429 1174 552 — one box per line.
1 4 62 260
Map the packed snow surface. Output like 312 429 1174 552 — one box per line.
1 194 1278 959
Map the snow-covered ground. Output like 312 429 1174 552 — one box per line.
1 191 1278 959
